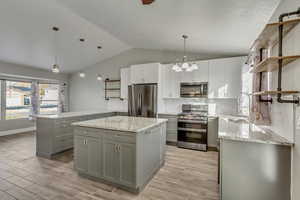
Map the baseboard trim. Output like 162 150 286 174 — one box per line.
0 127 36 137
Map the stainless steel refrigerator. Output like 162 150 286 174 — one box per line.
128 84 157 118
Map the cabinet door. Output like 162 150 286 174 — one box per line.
120 68 130 99
103 140 119 181
119 143 136 187
162 64 180 98
143 63 159 83
130 63 159 84
74 136 88 173
130 65 144 84
87 137 101 177
192 61 209 82
208 57 243 98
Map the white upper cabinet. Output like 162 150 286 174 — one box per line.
130 63 160 84
161 64 181 98
208 57 244 98
120 68 130 99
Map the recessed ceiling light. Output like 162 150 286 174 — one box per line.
79 72 86 78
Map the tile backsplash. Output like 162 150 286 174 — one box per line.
162 98 238 115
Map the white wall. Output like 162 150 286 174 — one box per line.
69 48 228 112
266 0 300 199
0 60 69 132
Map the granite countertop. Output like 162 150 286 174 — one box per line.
32 110 123 119
72 116 168 133
218 115 293 146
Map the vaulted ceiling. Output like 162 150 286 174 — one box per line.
0 0 281 72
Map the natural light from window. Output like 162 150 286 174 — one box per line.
6 81 32 120
39 83 59 115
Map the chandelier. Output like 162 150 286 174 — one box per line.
172 35 198 72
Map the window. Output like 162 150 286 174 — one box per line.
39 83 59 115
6 81 32 120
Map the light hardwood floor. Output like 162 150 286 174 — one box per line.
0 132 219 200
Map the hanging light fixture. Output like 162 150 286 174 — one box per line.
78 38 86 78
172 35 198 72
97 74 103 81
52 26 60 73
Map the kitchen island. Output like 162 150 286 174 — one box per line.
72 116 167 193
35 111 128 158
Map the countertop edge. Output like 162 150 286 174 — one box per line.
72 118 168 133
219 135 294 147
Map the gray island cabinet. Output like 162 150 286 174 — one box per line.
72 116 167 193
35 111 118 158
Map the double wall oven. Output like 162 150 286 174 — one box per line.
177 104 208 151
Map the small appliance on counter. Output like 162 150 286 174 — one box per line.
180 82 208 98
128 84 157 118
177 104 208 151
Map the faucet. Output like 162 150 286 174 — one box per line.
238 92 251 121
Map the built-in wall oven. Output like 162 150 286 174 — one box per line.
180 82 208 98
177 104 208 151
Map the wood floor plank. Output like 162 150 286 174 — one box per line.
0 132 219 200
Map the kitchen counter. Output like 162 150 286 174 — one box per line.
72 116 168 133
33 110 121 119
218 115 293 146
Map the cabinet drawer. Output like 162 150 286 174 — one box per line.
103 131 135 144
167 121 177 131
54 135 73 153
74 127 101 138
166 132 177 142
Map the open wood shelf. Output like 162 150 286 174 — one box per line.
250 55 300 73
251 90 299 96
251 18 300 50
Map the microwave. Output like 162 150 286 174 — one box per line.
180 82 208 98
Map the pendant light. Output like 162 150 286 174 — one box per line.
96 45 103 81
97 74 103 81
172 35 198 72
52 26 60 73
78 38 86 78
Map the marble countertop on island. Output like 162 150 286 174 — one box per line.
72 116 168 133
32 110 126 119
218 115 293 146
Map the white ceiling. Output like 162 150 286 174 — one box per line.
0 0 280 73
59 0 280 54
0 0 130 73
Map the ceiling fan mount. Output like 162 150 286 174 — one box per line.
141 0 155 5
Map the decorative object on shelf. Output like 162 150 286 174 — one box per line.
97 46 102 50
104 79 123 100
97 74 103 81
79 72 86 78
52 26 60 73
172 35 198 72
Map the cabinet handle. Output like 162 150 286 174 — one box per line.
114 144 118 152
118 145 121 152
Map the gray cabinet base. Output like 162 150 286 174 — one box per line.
77 161 164 194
